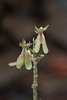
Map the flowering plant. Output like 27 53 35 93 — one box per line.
9 25 49 100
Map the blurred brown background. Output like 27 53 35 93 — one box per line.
0 0 67 100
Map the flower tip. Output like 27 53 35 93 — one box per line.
25 65 32 70
34 25 39 33
16 66 21 69
33 37 34 42
40 27 43 30
46 24 49 29
19 42 23 47
34 25 37 29
47 24 49 27
22 38 26 43
44 49 49 54
8 63 11 66
43 25 49 31
8 62 16 66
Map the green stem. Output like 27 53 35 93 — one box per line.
32 61 38 100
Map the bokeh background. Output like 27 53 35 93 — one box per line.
0 0 67 100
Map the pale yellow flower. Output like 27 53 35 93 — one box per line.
9 40 32 70
34 25 49 54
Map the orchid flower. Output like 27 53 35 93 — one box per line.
9 40 32 70
34 25 49 54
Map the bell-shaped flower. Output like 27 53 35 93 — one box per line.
34 25 49 54
9 40 32 70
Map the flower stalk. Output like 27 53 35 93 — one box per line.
8 25 49 100
32 61 38 100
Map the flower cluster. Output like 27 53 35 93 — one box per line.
9 40 32 70
9 25 49 70
34 25 49 54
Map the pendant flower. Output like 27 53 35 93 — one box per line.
34 25 49 54
9 40 32 70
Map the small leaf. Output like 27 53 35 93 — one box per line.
42 34 49 54
34 34 40 53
